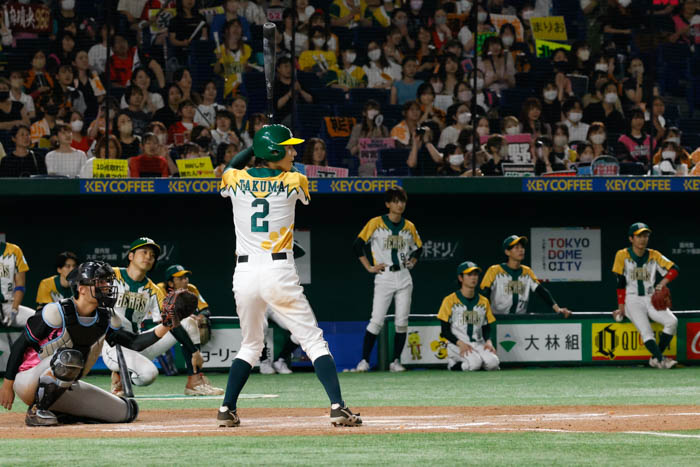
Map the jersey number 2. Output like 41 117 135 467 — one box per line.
251 199 269 232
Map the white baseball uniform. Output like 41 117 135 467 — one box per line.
612 248 678 342
438 291 499 371
100 267 200 385
220 167 330 366
480 263 540 314
0 242 36 327
356 215 422 334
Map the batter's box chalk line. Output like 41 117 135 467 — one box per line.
134 394 279 401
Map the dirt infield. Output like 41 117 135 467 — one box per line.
1 405 699 438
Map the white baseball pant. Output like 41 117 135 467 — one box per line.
367 269 413 335
447 342 500 371
14 345 132 422
625 295 678 342
101 316 200 386
265 307 300 345
2 303 35 328
232 254 329 366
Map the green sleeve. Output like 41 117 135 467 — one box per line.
225 146 254 171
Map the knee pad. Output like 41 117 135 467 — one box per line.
120 397 139 423
50 348 84 385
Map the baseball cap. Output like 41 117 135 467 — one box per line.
128 237 161 255
165 264 191 280
456 261 481 276
503 235 528 251
628 222 652 236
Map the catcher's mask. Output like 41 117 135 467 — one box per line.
68 261 118 308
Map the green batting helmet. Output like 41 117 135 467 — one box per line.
253 124 304 161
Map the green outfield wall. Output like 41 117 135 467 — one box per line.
1 177 699 321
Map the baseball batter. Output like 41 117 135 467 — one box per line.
481 235 571 317
438 261 499 371
102 238 215 397
218 124 361 427
0 241 35 328
352 187 423 373
157 264 224 394
612 222 679 369
35 251 79 311
0 261 174 426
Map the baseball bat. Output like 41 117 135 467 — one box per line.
262 22 277 123
115 344 134 398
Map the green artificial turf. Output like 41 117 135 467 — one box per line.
34 365 700 411
0 431 698 466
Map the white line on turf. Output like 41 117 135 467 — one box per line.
623 431 700 439
133 394 278 400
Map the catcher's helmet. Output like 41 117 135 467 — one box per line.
68 261 118 307
253 124 304 161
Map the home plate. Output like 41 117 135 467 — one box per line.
134 394 279 401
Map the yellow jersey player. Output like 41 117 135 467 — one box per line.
217 124 361 427
438 261 499 371
157 264 223 394
0 240 35 328
612 223 679 369
35 251 79 311
481 235 571 317
352 187 423 373
101 238 215 397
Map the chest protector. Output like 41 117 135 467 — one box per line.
40 299 112 360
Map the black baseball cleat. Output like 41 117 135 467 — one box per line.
217 407 240 427
25 404 59 427
330 405 362 427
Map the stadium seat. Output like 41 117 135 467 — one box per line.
189 40 217 91
377 148 411 176
349 88 390 107
297 71 324 93
242 71 267 115
250 25 264 54
296 103 331 140
335 103 363 120
619 162 647 175
382 105 404 129
315 87 348 107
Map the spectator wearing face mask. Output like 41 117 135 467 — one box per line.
363 40 402 90
644 96 668 145
534 137 567 175
68 110 89 152
431 8 452 51
669 0 700 45
479 135 508 176
325 48 368 92
439 103 471 148
552 123 578 165
453 82 485 115
570 42 593 75
587 122 613 159
551 48 574 100
561 97 589 143
653 134 691 170
348 100 389 156
30 96 60 148
616 108 655 164
583 81 626 134
478 36 516 93
299 27 338 73
652 142 689 176
501 116 521 136
540 82 562 127
433 143 472 176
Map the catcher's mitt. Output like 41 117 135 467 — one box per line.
651 286 672 311
195 313 211 345
161 289 197 328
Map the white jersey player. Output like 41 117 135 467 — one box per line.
101 237 220 396
352 187 423 373
612 222 679 369
0 241 35 328
216 124 361 428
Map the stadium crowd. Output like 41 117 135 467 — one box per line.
0 0 699 178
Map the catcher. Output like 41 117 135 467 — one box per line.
0 261 179 426
157 264 222 394
612 223 679 369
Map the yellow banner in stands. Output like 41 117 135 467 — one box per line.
177 157 215 178
535 39 571 58
93 159 128 178
530 16 568 41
